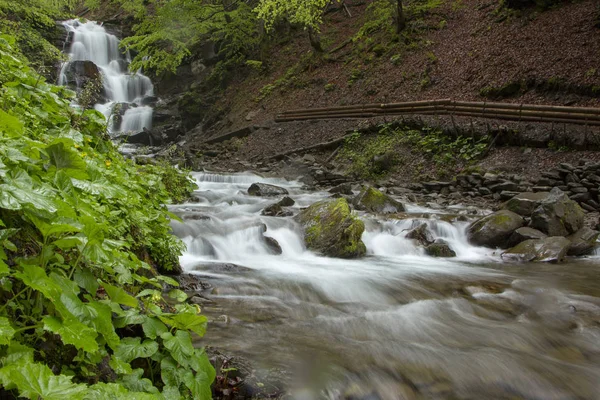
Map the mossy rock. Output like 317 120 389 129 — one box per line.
353 186 405 214
567 227 599 256
502 237 571 263
502 192 550 216
530 188 584 236
425 240 456 258
296 198 366 258
466 210 524 248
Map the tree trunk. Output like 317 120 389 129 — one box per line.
308 27 323 53
396 0 406 33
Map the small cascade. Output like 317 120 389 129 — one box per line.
58 19 154 135
169 172 491 270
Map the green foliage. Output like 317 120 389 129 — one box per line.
117 0 261 82
255 0 335 32
337 124 489 179
0 36 213 398
0 0 74 73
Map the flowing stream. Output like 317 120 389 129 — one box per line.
58 20 154 135
170 172 600 399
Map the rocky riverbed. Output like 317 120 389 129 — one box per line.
166 170 600 400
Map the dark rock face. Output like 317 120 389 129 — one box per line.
264 236 283 255
61 60 101 89
353 186 405 214
117 128 163 146
467 210 525 248
507 227 547 247
278 196 295 207
530 188 585 236
503 192 550 216
329 183 353 196
425 240 456 257
261 203 292 217
296 198 366 258
406 223 434 246
248 183 289 197
502 237 572 263
567 227 599 256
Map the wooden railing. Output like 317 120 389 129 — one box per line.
275 99 600 126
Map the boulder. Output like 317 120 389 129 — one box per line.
425 239 456 257
566 227 599 256
248 183 289 197
261 203 292 217
277 196 295 207
501 237 571 263
467 210 524 248
507 227 547 247
503 192 550 216
329 183 353 195
530 188 585 236
406 223 434 246
353 186 405 214
296 198 366 258
264 236 282 255
61 60 101 89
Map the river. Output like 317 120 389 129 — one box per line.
169 171 600 400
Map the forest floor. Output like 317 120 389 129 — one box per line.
188 0 600 185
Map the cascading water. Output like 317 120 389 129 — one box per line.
167 171 600 398
58 19 154 135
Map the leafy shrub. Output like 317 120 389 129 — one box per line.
337 124 489 179
0 35 213 398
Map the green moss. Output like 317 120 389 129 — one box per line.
298 198 366 258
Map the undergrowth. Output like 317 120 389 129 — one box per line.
337 123 489 180
0 34 214 399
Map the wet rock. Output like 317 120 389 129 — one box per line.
329 183 354 195
406 223 434 246
261 203 292 217
61 60 101 89
264 236 283 255
502 191 550 216
425 240 456 257
566 227 599 256
248 182 289 196
530 188 585 236
501 237 571 263
353 186 405 214
507 227 547 247
277 196 295 207
467 210 525 248
296 198 366 258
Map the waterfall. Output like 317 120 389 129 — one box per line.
58 19 154 136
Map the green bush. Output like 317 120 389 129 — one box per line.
0 34 213 399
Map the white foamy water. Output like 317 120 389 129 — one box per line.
58 20 154 134
168 172 600 399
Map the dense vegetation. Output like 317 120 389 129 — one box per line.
0 30 215 399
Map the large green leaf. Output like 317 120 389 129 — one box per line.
1 343 34 366
102 282 138 308
86 301 120 350
0 361 87 400
0 169 58 213
0 317 15 345
119 368 159 394
86 382 159 400
14 265 61 299
160 313 208 338
114 338 158 363
46 142 89 180
182 369 212 400
0 109 23 137
43 316 99 353
141 317 168 340
161 331 194 367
